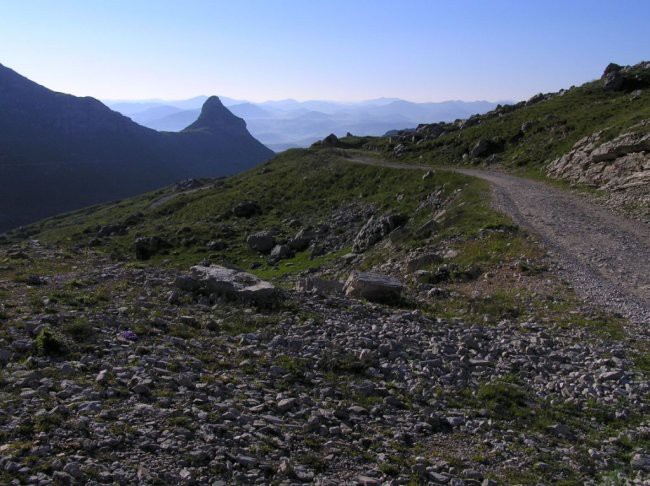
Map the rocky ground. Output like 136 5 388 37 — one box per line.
0 229 648 485
2 60 650 486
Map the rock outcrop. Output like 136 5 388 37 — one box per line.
246 231 276 254
270 244 293 261
380 61 650 168
600 61 650 92
344 271 403 303
288 228 316 251
353 214 408 253
470 139 498 158
321 133 340 147
547 124 650 217
177 265 280 305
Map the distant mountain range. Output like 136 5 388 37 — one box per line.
0 64 273 233
106 96 508 152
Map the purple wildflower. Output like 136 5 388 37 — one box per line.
119 330 138 341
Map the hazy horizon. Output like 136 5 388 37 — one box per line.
101 95 513 105
1 0 648 103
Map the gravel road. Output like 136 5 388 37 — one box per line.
348 156 650 325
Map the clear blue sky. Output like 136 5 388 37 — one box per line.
1 0 648 102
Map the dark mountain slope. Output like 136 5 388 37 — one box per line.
0 64 273 232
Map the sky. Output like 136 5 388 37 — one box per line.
0 0 648 103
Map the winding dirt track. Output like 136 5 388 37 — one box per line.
347 156 650 325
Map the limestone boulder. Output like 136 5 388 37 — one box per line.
353 214 408 253
247 231 276 254
179 265 280 305
344 271 403 304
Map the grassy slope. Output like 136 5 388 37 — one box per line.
5 145 625 340
14 149 489 274
343 66 650 177
5 66 646 336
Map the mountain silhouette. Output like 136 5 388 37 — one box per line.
117 97 503 151
0 64 273 232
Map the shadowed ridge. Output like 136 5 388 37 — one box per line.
0 65 274 233
0 62 46 91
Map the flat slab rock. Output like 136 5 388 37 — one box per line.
344 271 403 303
182 265 279 304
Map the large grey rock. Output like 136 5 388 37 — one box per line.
246 231 276 254
416 122 447 139
289 228 316 251
131 380 152 396
353 214 408 253
344 271 403 303
12 339 33 352
276 397 296 413
602 71 624 91
97 224 127 237
630 89 644 100
185 265 280 305
603 62 622 76
320 133 339 147
270 244 293 261
470 139 497 157
547 423 576 441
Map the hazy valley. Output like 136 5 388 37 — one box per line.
107 97 503 152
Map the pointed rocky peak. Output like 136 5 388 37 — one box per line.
183 95 246 132
198 96 229 119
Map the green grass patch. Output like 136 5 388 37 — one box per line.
296 452 327 473
477 377 530 419
632 351 650 376
450 229 539 267
34 327 66 356
62 318 96 342
48 285 110 309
